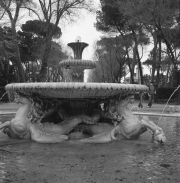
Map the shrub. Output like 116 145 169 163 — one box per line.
156 87 178 100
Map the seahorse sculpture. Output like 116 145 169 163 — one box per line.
77 94 166 144
0 94 97 143
116 94 166 143
0 94 68 143
0 93 166 144
77 123 120 143
76 100 123 143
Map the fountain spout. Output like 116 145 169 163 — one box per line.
67 42 88 60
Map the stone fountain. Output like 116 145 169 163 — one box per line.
1 38 166 144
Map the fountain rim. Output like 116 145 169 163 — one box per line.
5 82 148 89
5 82 148 99
67 42 89 46
59 59 97 69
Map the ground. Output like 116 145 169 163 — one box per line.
0 101 180 183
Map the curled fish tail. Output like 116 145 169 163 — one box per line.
82 118 96 124
79 137 101 143
59 134 68 140
81 124 91 129
79 133 111 143
78 124 93 134
79 111 100 125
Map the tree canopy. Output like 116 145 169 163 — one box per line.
0 0 93 82
94 0 180 86
0 0 180 88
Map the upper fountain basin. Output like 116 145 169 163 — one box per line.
59 59 96 70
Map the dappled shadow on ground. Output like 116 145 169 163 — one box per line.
0 117 180 183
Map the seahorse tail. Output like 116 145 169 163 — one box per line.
82 118 97 124
51 134 68 141
79 137 100 143
79 136 110 143
81 113 100 125
78 124 92 133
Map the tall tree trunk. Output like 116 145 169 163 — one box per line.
132 46 137 82
135 43 144 84
39 35 52 82
151 32 158 82
11 23 25 82
131 29 144 84
156 26 176 66
126 50 134 84
118 32 134 83
131 29 144 108
165 64 170 86
156 36 161 86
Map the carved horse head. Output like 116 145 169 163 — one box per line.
14 93 44 124
102 99 123 125
14 93 32 105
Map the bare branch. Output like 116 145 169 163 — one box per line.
13 0 24 23
0 8 6 20
39 0 48 20
0 0 13 21
21 6 41 20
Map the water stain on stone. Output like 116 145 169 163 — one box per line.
160 163 171 168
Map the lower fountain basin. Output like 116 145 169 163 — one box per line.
5 82 148 99
0 112 15 123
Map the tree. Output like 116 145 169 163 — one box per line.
89 36 127 83
95 0 150 84
28 0 93 81
119 0 180 85
0 0 34 82
0 26 18 84
97 0 180 87
18 20 68 82
21 20 61 39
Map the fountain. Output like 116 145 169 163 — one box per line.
60 36 96 82
0 38 166 144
